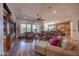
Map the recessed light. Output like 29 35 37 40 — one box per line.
53 11 56 14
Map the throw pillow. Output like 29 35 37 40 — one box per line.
50 36 59 46
61 39 74 50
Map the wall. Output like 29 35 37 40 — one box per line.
0 4 4 55
71 17 79 40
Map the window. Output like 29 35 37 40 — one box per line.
48 25 54 30
21 24 40 33
27 24 31 32
21 24 27 33
36 25 40 32
32 25 40 33
32 25 37 33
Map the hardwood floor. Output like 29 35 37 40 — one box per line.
10 39 37 56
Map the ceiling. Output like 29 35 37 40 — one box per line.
7 3 79 23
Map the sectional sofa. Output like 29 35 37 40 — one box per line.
35 40 79 56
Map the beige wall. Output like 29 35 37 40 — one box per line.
71 17 79 40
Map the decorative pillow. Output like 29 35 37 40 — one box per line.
61 39 74 50
50 36 59 46
61 39 67 48
57 36 63 46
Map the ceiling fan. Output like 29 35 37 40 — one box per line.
35 14 45 21
36 17 44 21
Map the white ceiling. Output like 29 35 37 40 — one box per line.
7 3 79 23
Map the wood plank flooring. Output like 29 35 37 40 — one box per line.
10 39 37 56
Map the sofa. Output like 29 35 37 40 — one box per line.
35 40 79 56
25 32 35 39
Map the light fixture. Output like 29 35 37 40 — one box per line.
53 11 56 14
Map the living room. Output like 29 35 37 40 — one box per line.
2 3 79 56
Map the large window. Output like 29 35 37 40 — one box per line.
32 25 37 33
21 24 40 33
32 25 40 33
27 24 31 32
48 25 54 30
37 25 40 32
21 24 27 33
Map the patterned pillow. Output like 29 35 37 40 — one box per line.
61 39 74 50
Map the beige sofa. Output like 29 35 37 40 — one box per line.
35 40 79 56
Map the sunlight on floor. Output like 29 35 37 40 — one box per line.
19 40 27 49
